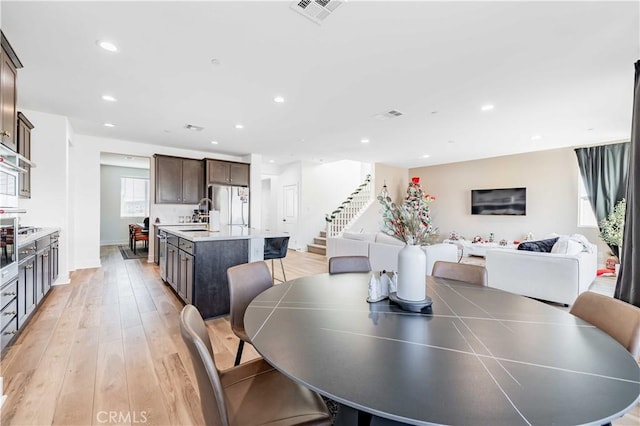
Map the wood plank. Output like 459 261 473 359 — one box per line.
92 337 130 426
122 325 171 425
52 327 99 425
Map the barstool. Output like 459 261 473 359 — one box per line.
263 236 289 283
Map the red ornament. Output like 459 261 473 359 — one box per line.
411 177 420 183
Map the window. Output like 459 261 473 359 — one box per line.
578 175 598 227
121 177 149 217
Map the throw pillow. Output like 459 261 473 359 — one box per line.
342 231 376 242
551 237 583 255
375 232 405 246
517 237 559 252
569 234 592 253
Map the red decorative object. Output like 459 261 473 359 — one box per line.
411 177 420 183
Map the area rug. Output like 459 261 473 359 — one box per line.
118 245 148 260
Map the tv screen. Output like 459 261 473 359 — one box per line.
471 187 526 216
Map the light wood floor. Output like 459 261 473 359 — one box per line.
0 248 637 425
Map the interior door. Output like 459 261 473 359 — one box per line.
281 184 298 248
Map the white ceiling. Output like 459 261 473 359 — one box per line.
2 1 638 168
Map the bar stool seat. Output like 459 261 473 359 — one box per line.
264 236 290 283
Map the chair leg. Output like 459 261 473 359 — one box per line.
234 340 245 366
133 241 137 254
279 258 287 282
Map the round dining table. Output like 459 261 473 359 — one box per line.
244 272 640 426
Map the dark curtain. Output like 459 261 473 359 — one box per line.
615 60 640 307
575 142 629 256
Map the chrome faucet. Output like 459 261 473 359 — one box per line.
198 198 213 230
198 197 213 210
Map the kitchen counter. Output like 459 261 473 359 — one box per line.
17 227 61 247
159 225 287 242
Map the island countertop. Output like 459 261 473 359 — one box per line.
158 225 287 242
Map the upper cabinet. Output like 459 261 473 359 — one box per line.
206 159 249 187
17 112 33 198
155 155 204 204
0 31 23 153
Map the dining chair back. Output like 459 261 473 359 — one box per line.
264 236 290 283
132 225 149 254
179 304 332 426
180 304 228 426
227 261 273 365
328 256 372 274
431 261 488 286
570 291 640 359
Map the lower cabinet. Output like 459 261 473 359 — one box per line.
167 239 179 291
1 277 18 352
3 230 60 353
50 232 59 283
18 254 36 327
178 249 194 304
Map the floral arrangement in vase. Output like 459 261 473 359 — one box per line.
377 177 438 245
600 198 626 259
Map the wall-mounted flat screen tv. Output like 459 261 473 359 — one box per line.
471 187 526 216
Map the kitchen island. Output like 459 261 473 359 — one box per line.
158 225 287 318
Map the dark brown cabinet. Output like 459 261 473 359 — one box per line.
17 112 33 198
155 155 204 204
17 253 36 327
206 159 249 186
0 32 22 153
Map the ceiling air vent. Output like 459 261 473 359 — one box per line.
373 110 404 121
291 0 343 24
185 124 204 131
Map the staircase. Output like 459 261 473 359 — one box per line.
325 175 373 238
307 175 373 256
307 231 326 255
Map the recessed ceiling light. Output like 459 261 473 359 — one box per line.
447 140 455 144
431 111 438 114
587 128 594 131
421 154 430 158
360 138 370 144
97 40 118 52
104 123 115 127
269 160 275 163
210 58 221 66
273 96 285 103
101 94 117 102
235 124 244 129
481 104 494 111
531 135 542 141
211 141 219 145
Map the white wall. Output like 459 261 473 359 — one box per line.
17 109 71 284
350 163 409 233
410 147 606 262
298 160 371 250
100 165 150 245
274 162 302 249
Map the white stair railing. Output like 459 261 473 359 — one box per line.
325 175 372 238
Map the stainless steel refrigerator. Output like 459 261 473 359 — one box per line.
208 185 250 228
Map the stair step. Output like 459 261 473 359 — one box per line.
320 231 326 238
307 243 326 255
314 237 326 246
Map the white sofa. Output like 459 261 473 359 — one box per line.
326 231 458 274
485 242 597 306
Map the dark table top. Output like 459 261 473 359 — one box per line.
245 273 640 426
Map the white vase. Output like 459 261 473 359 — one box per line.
397 244 427 301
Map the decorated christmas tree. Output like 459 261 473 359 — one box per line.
378 177 438 245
